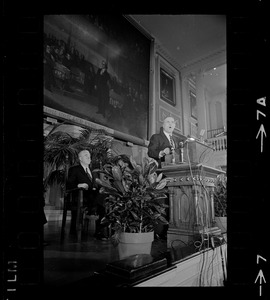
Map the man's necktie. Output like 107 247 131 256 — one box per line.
85 167 92 180
169 135 175 149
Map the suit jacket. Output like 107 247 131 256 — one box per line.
148 127 184 167
66 164 99 209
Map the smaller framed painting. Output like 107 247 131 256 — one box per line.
160 68 176 106
190 90 197 119
158 55 180 107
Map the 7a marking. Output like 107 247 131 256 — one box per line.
255 254 267 297
256 97 267 153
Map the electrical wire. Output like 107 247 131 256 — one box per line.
207 245 217 285
197 230 211 286
193 240 202 251
198 165 223 231
200 233 223 286
185 142 198 237
198 243 207 286
198 146 213 165
199 167 227 235
186 142 200 228
186 144 210 286
186 142 227 286
179 185 193 225
220 244 227 284
196 152 213 227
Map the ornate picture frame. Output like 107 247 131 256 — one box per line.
160 68 175 106
158 56 179 107
190 90 198 119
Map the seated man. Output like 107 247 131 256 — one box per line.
66 149 107 240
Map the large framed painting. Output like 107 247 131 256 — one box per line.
44 15 151 140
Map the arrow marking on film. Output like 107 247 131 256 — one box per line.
256 124 266 153
255 270 266 284
255 270 266 296
257 255 267 264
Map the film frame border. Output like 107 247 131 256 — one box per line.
2 5 269 298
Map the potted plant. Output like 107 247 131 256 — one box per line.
213 173 227 232
93 154 172 259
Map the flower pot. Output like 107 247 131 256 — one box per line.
118 231 154 260
215 217 227 233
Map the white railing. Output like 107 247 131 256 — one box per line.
207 127 226 139
206 135 227 152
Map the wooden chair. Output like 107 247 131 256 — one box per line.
61 187 86 242
60 171 110 241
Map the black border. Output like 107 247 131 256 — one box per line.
2 3 270 299
226 6 270 300
3 10 45 297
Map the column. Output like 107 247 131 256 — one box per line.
195 71 208 140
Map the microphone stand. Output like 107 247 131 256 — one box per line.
179 137 195 164
179 142 184 163
171 147 176 164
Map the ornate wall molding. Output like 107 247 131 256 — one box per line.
180 48 226 77
44 106 148 147
155 43 182 71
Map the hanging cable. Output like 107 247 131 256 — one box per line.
186 142 200 228
220 244 227 284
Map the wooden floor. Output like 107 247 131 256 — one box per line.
43 219 168 289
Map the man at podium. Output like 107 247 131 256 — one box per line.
148 116 185 168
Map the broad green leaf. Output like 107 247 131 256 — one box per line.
156 172 163 182
112 165 122 181
113 180 125 194
95 178 117 192
130 210 140 221
129 156 138 169
155 178 167 190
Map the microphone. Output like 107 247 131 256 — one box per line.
179 137 194 163
179 141 184 163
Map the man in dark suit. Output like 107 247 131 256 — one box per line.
94 60 111 117
66 149 107 240
148 116 184 168
148 117 185 239
43 44 56 92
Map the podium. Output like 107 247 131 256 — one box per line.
159 163 225 247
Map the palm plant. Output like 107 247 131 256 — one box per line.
93 154 173 246
43 122 113 192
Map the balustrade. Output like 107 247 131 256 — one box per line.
207 127 226 139
206 135 227 152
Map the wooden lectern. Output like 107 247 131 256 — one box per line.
159 162 225 248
